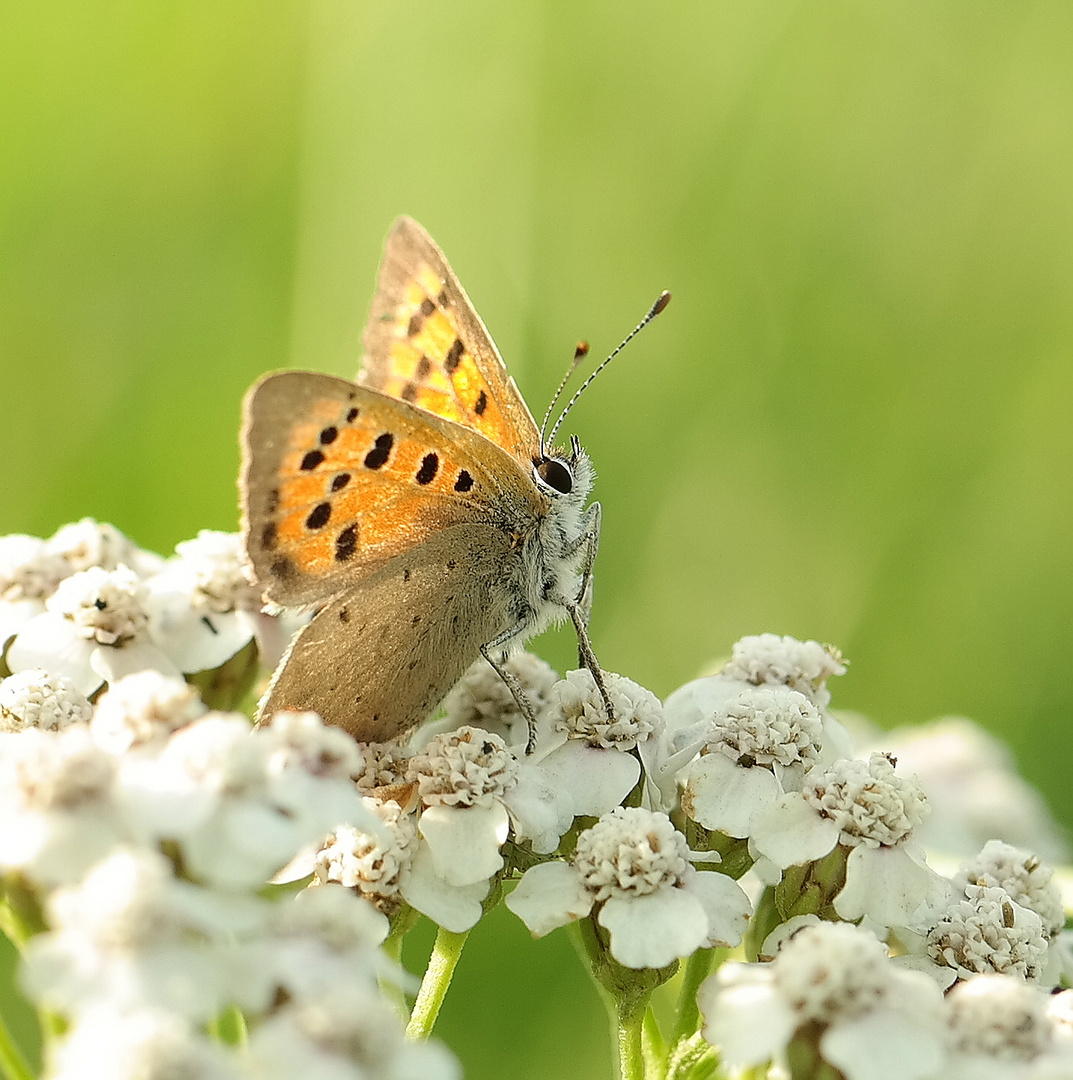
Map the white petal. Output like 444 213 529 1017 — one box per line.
683 754 780 838
750 791 840 868
834 845 951 928
539 741 640 817
0 598 44 650
821 1005 946 1080
688 871 753 948
504 862 593 937
8 613 101 695
418 803 508 887
402 842 488 932
147 587 253 672
598 889 708 969
699 971 796 1066
664 675 752 737
500 766 574 854
91 641 183 684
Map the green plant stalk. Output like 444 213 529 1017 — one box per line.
642 1007 667 1080
405 927 468 1041
0 1009 35 1080
671 947 715 1044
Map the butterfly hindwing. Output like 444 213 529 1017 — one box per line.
241 370 546 608
259 524 517 740
359 216 541 464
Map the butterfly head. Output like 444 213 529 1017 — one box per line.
533 434 595 506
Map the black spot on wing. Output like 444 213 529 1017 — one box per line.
306 503 331 530
454 469 474 493
335 524 358 562
407 297 436 337
474 390 488 416
364 433 394 469
415 453 439 485
445 338 464 374
301 449 324 470
331 472 350 491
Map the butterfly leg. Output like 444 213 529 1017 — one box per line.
562 599 617 726
569 501 602 629
479 637 541 752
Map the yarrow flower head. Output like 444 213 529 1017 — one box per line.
316 798 418 917
146 530 267 673
918 882 1049 986
945 975 1053 1061
507 806 752 969
663 633 853 773
721 633 847 709
46 518 163 577
7 565 181 695
90 670 206 753
680 685 824 839
750 752 948 928
699 921 946 1080
0 668 93 732
0 724 133 886
953 839 1065 944
406 727 518 889
532 669 663 820
0 534 71 646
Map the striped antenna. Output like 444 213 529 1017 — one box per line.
539 341 590 457
546 290 670 449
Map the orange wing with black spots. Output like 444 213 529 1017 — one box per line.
241 370 545 609
359 216 541 465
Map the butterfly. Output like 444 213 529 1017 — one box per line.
241 217 665 745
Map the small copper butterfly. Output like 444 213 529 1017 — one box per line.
240 218 667 743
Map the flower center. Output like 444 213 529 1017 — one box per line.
551 670 661 750
573 807 689 901
772 923 889 1023
705 685 823 768
47 566 150 646
407 726 517 807
804 751 927 848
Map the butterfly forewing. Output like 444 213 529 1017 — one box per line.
241 371 545 609
360 216 541 465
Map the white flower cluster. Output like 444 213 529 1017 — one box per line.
3 520 1070 1080
1 521 291 705
0 666 457 1080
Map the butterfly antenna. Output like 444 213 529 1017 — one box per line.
546 290 671 449
539 341 590 458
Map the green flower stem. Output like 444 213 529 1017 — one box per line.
671 947 715 1045
617 999 647 1080
641 1007 667 1080
0 1010 35 1080
665 1031 718 1080
405 927 468 1041
0 883 48 947
569 917 678 1080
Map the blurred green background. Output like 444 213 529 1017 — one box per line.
2 2 1072 1075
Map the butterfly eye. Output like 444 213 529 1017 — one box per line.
535 457 574 495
